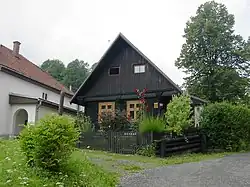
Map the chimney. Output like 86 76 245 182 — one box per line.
13 41 21 55
69 85 72 91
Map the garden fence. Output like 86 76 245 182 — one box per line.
77 131 153 154
77 129 207 156
155 133 207 157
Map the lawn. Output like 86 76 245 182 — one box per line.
0 138 235 186
82 148 234 175
0 139 118 187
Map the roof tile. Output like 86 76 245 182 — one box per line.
0 44 72 95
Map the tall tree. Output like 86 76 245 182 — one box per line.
41 59 66 82
63 59 90 92
176 1 249 102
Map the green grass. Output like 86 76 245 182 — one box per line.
0 139 238 186
120 164 143 173
0 139 118 187
82 149 235 175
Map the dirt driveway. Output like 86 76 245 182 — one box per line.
120 153 250 187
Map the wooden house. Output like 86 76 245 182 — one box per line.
70 33 205 127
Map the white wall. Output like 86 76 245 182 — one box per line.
10 104 36 135
0 71 78 135
37 105 58 120
37 106 76 121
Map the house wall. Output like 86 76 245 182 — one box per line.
0 71 78 136
84 43 176 97
85 97 163 126
37 105 76 121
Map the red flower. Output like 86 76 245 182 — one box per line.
140 99 145 103
134 88 139 93
127 114 131 120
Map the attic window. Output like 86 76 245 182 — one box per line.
109 67 120 75
134 64 145 74
42 92 48 100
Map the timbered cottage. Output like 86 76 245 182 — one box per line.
70 33 205 127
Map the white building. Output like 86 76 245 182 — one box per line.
0 41 79 137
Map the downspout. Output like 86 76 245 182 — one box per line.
35 99 42 123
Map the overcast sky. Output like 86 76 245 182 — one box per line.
1 0 249 85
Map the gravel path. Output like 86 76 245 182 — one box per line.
120 153 250 187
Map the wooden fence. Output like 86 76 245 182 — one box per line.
155 133 207 157
78 130 207 156
78 131 153 154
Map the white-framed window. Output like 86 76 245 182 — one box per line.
134 64 145 74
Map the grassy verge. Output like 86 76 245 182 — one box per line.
0 139 118 187
82 149 234 175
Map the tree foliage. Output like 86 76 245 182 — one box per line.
63 59 90 92
41 59 66 82
165 94 193 135
40 59 90 92
176 1 250 102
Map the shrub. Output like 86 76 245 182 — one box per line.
75 113 92 132
99 109 130 131
136 144 155 157
19 114 80 171
0 140 118 187
165 94 193 135
200 102 250 151
19 123 36 166
139 115 165 133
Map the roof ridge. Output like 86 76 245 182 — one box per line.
70 32 181 103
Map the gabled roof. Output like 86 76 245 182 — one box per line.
70 33 182 103
0 44 73 96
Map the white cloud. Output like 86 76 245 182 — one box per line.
0 0 249 85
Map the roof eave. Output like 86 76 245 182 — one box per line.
0 65 73 97
70 33 182 103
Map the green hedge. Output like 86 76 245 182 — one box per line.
200 102 250 151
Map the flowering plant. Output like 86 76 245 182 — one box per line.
134 88 149 120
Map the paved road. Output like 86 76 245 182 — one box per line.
120 153 250 187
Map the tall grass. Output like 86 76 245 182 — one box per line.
139 115 165 133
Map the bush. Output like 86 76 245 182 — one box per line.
0 140 118 187
99 109 130 131
200 102 250 151
136 144 155 157
75 113 92 132
165 94 193 135
19 114 80 171
18 123 36 166
139 115 165 133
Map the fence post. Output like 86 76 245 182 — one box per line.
160 139 166 157
200 132 207 153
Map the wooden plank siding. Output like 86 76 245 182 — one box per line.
85 97 169 125
84 41 175 97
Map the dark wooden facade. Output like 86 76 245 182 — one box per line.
71 33 205 125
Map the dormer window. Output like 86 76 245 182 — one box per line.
109 67 120 75
134 64 145 74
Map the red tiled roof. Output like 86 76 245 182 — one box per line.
0 44 73 95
